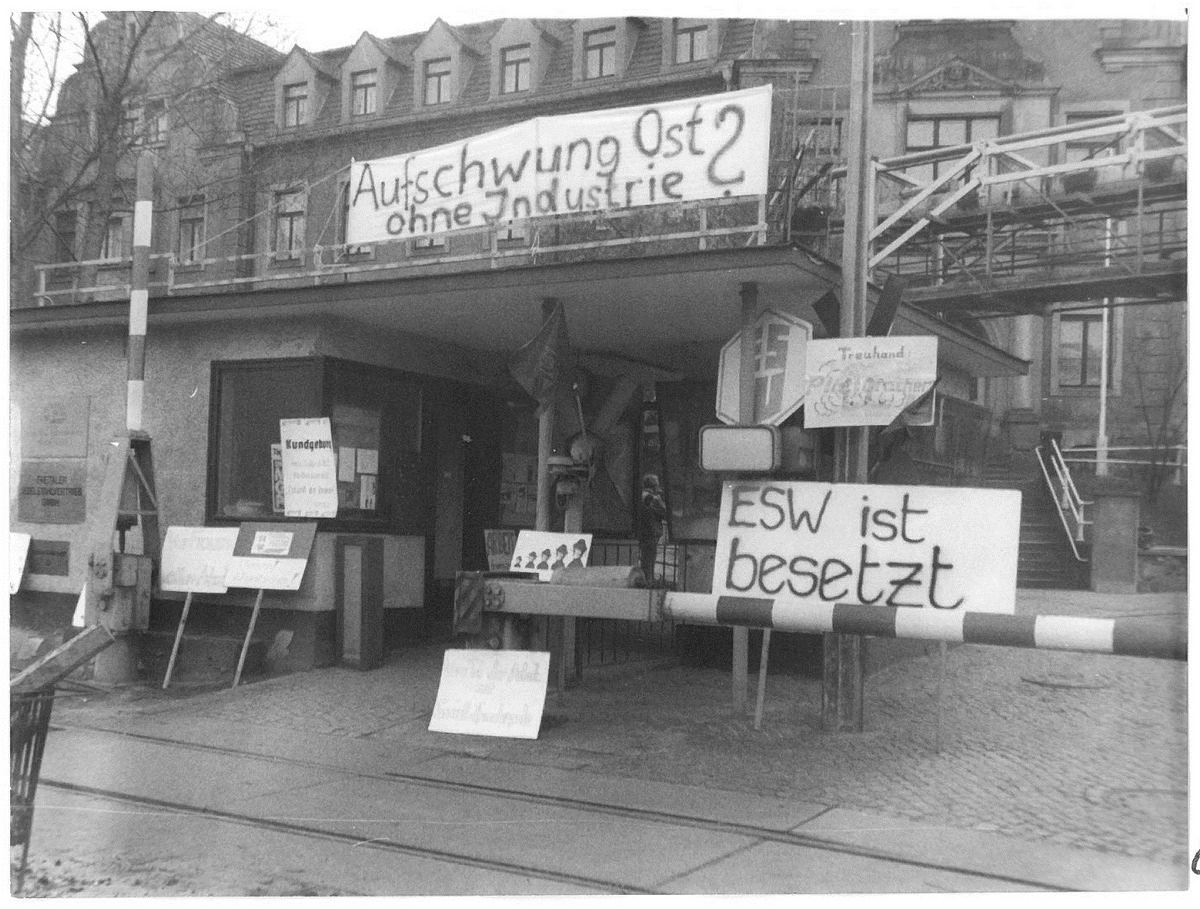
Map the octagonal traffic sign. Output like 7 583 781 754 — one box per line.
715 309 812 425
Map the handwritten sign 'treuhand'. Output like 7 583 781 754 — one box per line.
804 336 937 428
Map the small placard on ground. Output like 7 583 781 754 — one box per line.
429 650 550 739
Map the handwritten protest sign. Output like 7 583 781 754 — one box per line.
429 650 550 739
9 532 31 595
160 527 239 593
803 337 938 428
712 480 1020 614
348 85 772 245
279 418 338 518
225 522 317 591
512 530 593 581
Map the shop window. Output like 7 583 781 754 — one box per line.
274 189 305 261
208 357 428 533
282 82 307 127
177 195 205 265
424 57 452 105
500 44 531 94
584 27 617 79
674 21 708 64
350 69 377 116
905 115 1001 183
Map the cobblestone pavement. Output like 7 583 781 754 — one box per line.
50 591 1189 868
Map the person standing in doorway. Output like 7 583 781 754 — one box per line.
638 474 667 586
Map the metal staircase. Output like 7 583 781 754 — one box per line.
977 454 1090 590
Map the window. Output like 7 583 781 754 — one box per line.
1058 311 1116 389
424 57 451 105
283 82 307 127
412 235 446 252
100 214 127 260
1065 111 1122 163
142 100 167 144
208 357 428 532
500 44 531 94
674 22 708 64
53 211 76 262
177 196 205 265
584 27 617 79
274 189 305 261
351 69 377 116
121 108 141 143
905 115 1001 182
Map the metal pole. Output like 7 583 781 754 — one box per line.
1097 220 1112 476
127 153 155 432
823 20 873 734
732 281 759 711
535 298 558 533
162 591 192 689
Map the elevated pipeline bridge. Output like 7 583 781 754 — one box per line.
815 106 1187 317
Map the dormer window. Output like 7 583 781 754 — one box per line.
501 45 531 94
674 21 709 64
283 82 308 127
584 27 617 79
351 69 377 116
424 57 451 105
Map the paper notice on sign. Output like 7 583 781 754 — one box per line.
9 532 31 595
338 447 357 482
359 474 377 510
512 530 593 581
250 531 293 557
803 337 938 428
429 650 550 739
160 527 239 593
356 448 378 475
712 480 1020 614
279 418 338 518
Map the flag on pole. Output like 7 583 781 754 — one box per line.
509 302 574 413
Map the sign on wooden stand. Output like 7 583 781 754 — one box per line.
159 527 239 689
225 522 317 687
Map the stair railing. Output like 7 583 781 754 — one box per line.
1034 438 1092 562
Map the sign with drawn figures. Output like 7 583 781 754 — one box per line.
803 337 938 428
9 532 31 595
17 459 86 524
279 418 338 518
511 530 593 581
159 527 240 594
429 650 550 740
347 85 772 244
712 481 1021 614
224 522 318 591
716 310 812 425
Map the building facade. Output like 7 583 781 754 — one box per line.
11 16 1186 670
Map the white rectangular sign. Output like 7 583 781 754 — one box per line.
279 418 338 518
9 532 31 595
160 527 239 593
804 336 938 428
429 650 550 740
511 530 593 581
713 480 1020 614
348 85 772 244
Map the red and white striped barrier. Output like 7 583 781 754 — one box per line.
663 593 1186 661
126 154 155 433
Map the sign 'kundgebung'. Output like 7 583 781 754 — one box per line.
347 85 772 245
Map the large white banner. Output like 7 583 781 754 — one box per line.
712 481 1021 614
347 85 772 244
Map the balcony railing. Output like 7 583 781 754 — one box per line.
28 195 769 308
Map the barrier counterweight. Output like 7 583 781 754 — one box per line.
664 594 1185 661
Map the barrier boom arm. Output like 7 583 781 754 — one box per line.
663 594 1185 662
